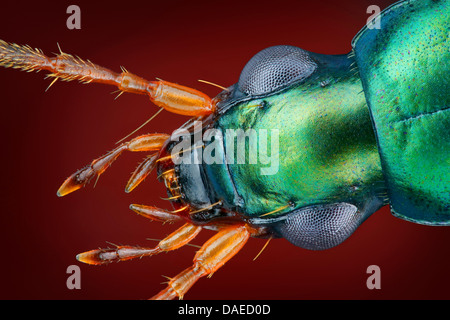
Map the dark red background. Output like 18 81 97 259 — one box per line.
0 0 448 300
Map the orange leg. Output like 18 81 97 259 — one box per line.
125 154 159 193
151 224 252 300
0 40 214 116
77 223 202 265
57 133 169 196
129 204 183 223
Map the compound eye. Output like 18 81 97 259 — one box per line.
274 203 361 250
237 45 317 96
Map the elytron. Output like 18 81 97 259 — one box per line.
0 0 448 299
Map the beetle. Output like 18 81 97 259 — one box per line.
0 0 448 300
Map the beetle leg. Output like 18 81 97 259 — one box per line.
0 40 214 116
151 224 252 300
129 204 183 223
125 154 159 193
77 223 201 265
57 133 169 196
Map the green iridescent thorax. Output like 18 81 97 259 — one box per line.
208 55 386 217
353 0 450 224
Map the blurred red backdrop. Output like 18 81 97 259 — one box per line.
0 0 448 300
